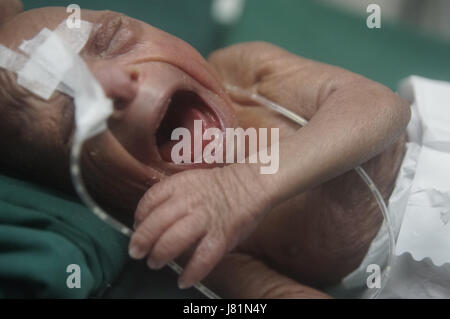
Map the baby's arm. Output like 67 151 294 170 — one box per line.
129 43 411 289
210 42 411 207
235 77 411 208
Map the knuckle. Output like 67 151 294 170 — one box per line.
186 196 203 215
192 251 211 270
198 238 223 265
135 192 156 220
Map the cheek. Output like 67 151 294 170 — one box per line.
79 131 163 215
29 101 68 150
0 103 46 155
0 101 74 189
9 96 74 176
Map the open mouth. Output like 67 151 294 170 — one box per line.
156 90 222 163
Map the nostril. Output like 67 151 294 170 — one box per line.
95 66 139 109
114 97 129 111
129 68 139 82
114 69 139 110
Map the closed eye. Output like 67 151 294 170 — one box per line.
87 12 139 58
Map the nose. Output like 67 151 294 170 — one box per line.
93 65 139 113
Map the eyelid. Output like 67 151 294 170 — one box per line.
90 14 122 56
88 14 138 58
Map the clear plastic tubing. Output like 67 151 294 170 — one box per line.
70 84 395 300
70 134 221 300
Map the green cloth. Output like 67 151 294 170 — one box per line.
0 174 128 298
222 0 450 90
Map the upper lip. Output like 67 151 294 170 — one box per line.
152 80 226 162
111 61 232 171
156 86 225 136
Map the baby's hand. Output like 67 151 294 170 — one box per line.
129 165 273 289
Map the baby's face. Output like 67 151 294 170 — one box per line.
0 7 237 215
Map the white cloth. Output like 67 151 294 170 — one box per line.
329 75 450 298
381 76 450 298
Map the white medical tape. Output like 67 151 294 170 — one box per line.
0 44 27 72
17 20 93 100
1 41 74 97
63 52 113 142
56 82 75 97
55 20 93 53
18 27 52 54
18 30 76 99
0 20 112 141
19 20 92 56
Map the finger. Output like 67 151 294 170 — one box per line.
146 215 207 270
129 201 187 259
177 234 227 289
134 183 172 224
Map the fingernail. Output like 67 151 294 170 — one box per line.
178 280 190 290
147 258 160 270
128 245 145 259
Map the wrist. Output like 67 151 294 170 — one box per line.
225 163 280 214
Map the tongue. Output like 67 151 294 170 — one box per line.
159 106 217 163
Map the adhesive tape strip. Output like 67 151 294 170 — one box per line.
0 44 27 72
18 30 76 99
0 19 112 141
17 20 93 100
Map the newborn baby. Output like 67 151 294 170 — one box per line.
0 3 410 298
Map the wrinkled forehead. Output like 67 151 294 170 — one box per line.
0 7 112 49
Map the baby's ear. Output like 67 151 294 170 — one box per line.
0 0 23 27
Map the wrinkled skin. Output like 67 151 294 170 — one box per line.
0 2 410 298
